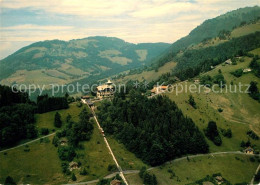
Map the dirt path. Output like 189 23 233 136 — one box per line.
0 132 56 153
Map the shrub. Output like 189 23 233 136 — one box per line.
40 128 49 135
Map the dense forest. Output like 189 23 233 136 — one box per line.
0 85 37 148
37 94 68 113
97 90 209 166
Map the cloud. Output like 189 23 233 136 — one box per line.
1 24 74 31
0 0 259 59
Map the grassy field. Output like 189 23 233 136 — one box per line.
106 136 148 171
0 135 66 185
35 102 85 131
126 154 259 185
115 61 177 83
68 123 115 183
0 104 116 184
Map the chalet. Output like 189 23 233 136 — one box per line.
69 162 79 171
244 147 254 154
97 80 115 99
210 66 215 69
194 79 200 84
243 68 252 73
225 59 232 65
110 179 121 185
215 176 224 184
151 85 168 94
59 138 68 146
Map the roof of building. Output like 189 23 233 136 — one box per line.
161 86 168 89
110 179 121 185
69 161 78 167
245 146 254 151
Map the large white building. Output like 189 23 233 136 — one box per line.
96 80 114 98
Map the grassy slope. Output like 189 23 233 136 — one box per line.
0 135 65 185
106 136 147 171
126 154 259 185
35 102 83 131
0 104 115 184
115 61 176 83
164 54 260 152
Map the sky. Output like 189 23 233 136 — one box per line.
0 0 259 59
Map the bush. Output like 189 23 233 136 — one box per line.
250 157 256 162
221 128 232 138
107 164 117 172
58 146 76 161
40 128 49 135
80 168 88 175
5 176 16 185
71 173 77 181
247 130 259 140
205 121 222 146
218 108 223 112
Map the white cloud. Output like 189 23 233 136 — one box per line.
0 0 260 59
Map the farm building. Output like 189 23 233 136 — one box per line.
69 161 79 171
243 68 252 73
244 147 254 154
225 59 232 65
151 85 168 94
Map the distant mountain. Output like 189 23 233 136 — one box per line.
0 36 170 86
153 6 260 69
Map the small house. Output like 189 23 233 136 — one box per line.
59 139 68 146
110 179 121 185
69 161 79 171
243 68 252 73
225 59 232 65
210 66 215 69
244 147 254 154
215 176 224 184
194 79 200 84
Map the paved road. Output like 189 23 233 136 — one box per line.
83 99 129 185
0 132 56 153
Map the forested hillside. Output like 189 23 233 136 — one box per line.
97 91 209 166
152 6 260 69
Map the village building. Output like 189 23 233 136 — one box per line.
151 85 168 94
110 179 121 185
243 68 252 73
59 138 68 146
69 161 79 171
215 176 224 185
97 80 115 99
194 79 200 84
225 59 232 65
244 146 254 154
210 66 215 69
